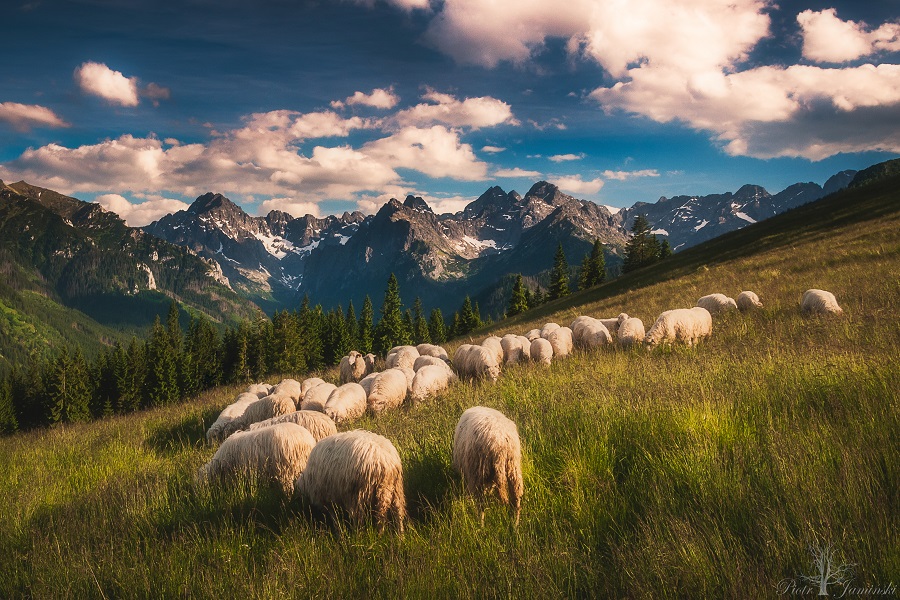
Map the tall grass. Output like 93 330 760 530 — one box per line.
0 180 897 598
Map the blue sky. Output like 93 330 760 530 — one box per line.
1 0 898 225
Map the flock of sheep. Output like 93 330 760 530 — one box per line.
197 287 842 531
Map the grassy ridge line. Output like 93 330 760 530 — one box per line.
0 177 897 597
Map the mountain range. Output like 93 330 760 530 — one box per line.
146 169 858 316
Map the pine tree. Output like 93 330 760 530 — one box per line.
0 376 18 434
548 243 570 300
506 274 529 317
271 310 304 374
428 308 446 343
623 215 660 273
533 287 545 306
298 299 325 371
11 355 47 429
359 296 374 354
373 274 411 355
412 298 431 344
91 349 116 418
449 311 461 339
116 339 144 414
455 296 482 337
323 307 351 366
46 347 91 425
578 238 607 289
523 285 533 309
345 301 359 350
249 318 272 380
144 316 180 407
659 237 672 259
165 301 182 352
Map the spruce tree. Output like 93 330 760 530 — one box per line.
659 238 672 259
373 274 410 355
0 376 18 434
428 308 446 343
144 316 180 407
345 301 359 350
412 298 431 344
323 307 351 366
299 302 325 371
359 296 374 354
623 215 660 273
46 347 91 424
533 287 544 306
507 274 529 317
578 239 607 289
271 310 304 374
548 243 570 300
455 296 482 336
577 253 592 292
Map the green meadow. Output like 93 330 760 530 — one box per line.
0 176 897 598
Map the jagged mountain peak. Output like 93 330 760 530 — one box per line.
188 192 244 216
403 195 433 213
525 180 562 203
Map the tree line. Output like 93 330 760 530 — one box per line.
0 226 668 435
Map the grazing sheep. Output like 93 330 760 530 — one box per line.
413 355 450 372
245 383 272 398
206 393 259 444
696 293 738 315
340 351 368 384
385 346 420 370
198 423 316 495
300 382 337 413
367 369 409 414
545 326 573 358
500 334 528 364
617 317 646 348
481 336 505 366
222 393 296 438
453 406 523 526
363 353 377 374
324 383 368 424
573 317 613 349
248 410 337 441
457 345 501 381
736 290 763 312
530 338 553 366
358 372 379 396
301 377 327 397
416 343 449 361
273 379 303 405
644 307 713 348
399 367 416 391
294 430 406 532
540 322 560 337
524 329 542 341
453 344 474 372
409 364 458 404
801 289 843 315
598 313 629 337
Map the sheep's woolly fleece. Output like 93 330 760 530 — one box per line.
644 307 712 348
248 410 337 441
801 288 843 315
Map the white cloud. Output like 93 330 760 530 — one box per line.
494 167 541 178
392 89 518 130
74 62 140 107
363 125 489 179
258 197 322 218
95 193 188 227
332 87 400 109
481 145 506 153
548 153 583 163
142 82 171 107
550 175 604 195
601 169 659 181
0 102 69 131
798 9 900 63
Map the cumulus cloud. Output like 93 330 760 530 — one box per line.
0 102 69 131
258 197 322 218
494 167 541 178
95 193 188 227
798 9 900 63
354 186 472 215
332 87 400 109
548 153 583 163
74 62 140 107
601 169 659 181
550 175 604 195
481 145 505 153
392 89 518 130
364 125 489 179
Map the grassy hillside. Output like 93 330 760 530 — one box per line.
0 175 897 597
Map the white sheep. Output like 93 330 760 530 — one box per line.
294 429 406 532
300 382 337 413
696 293 738 315
540 322 560 337
453 406 523 526
385 346 419 370
340 351 368 384
324 383 368 424
244 383 272 398
453 344 474 373
524 329 542 341
222 393 296 438
363 353 377 374
736 290 763 311
248 410 337 441
644 307 713 348
206 393 259 444
480 336 505 366
398 367 416 390
358 372 380 396
598 313 629 336
530 337 553 365
301 377 327 397
273 378 303 405
457 345 501 381
573 318 612 349
500 334 528 364
617 317 646 348
367 369 409 414
409 364 458 404
413 355 450 372
544 326 573 358
416 343 449 361
801 289 843 315
198 423 316 495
